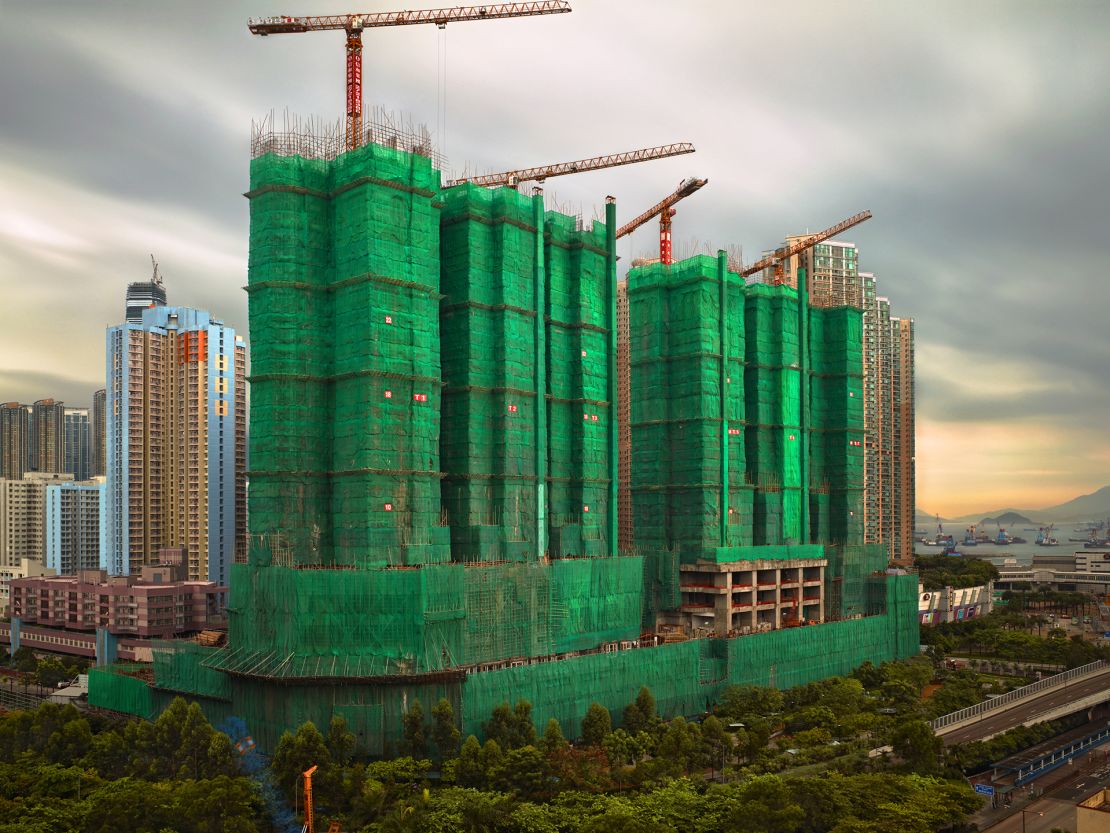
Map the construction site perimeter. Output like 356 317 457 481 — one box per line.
88 126 919 754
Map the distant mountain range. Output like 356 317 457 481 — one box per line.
918 485 1110 526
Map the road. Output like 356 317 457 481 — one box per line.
983 760 1110 833
942 669 1110 746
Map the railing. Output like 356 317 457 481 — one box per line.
0 686 47 711
932 660 1108 730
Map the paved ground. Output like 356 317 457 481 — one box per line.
942 669 1110 746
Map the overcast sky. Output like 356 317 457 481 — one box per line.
2 1 1108 516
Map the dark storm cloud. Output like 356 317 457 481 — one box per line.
2 0 1109 510
0 369 102 409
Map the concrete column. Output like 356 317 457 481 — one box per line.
714 572 731 637
774 566 782 628
818 566 826 623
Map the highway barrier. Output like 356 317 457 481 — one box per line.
931 660 1107 731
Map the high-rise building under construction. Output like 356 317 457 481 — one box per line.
88 131 917 751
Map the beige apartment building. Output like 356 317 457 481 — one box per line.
105 306 246 585
0 472 74 568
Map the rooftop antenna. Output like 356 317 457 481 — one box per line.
150 254 163 286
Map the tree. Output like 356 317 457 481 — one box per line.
719 684 784 720
788 775 851 833
512 700 538 749
420 787 514 833
492 745 550 798
326 714 356 766
365 757 431 786
172 775 263 833
656 717 698 776
541 717 568 757
479 739 504 779
12 647 37 673
722 774 805 833
622 687 657 734
43 717 92 766
892 719 942 772
452 735 485 788
602 728 645 768
581 703 612 746
581 809 675 833
431 698 461 759
271 721 330 798
483 700 536 751
853 661 885 690
85 727 131 779
483 702 515 750
786 705 835 733
700 716 731 776
402 699 428 759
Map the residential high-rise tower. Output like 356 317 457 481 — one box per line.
64 408 90 481
124 260 167 324
0 403 28 481
891 318 916 564
45 479 105 574
105 305 246 583
91 389 106 478
0 472 74 569
31 399 66 474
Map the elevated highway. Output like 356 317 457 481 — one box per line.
933 661 1110 745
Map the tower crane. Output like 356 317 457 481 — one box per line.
445 143 695 188
248 2 572 151
615 177 707 265
733 210 872 284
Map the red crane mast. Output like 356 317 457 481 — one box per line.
249 2 572 151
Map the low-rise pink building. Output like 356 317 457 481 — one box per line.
9 560 226 640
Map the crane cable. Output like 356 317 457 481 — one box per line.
435 27 448 161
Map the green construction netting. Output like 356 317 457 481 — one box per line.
151 642 232 701
248 142 449 568
87 141 918 756
628 256 747 566
218 556 643 679
628 255 866 563
87 667 156 719
90 573 915 754
545 212 614 555
440 184 540 560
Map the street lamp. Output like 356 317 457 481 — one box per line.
1020 808 1043 833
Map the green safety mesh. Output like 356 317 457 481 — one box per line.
88 142 919 755
87 666 156 719
214 556 642 679
628 256 748 568
152 642 231 701
462 603 917 740
248 143 449 569
439 184 540 560
628 257 867 583
95 588 916 753
545 213 613 555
